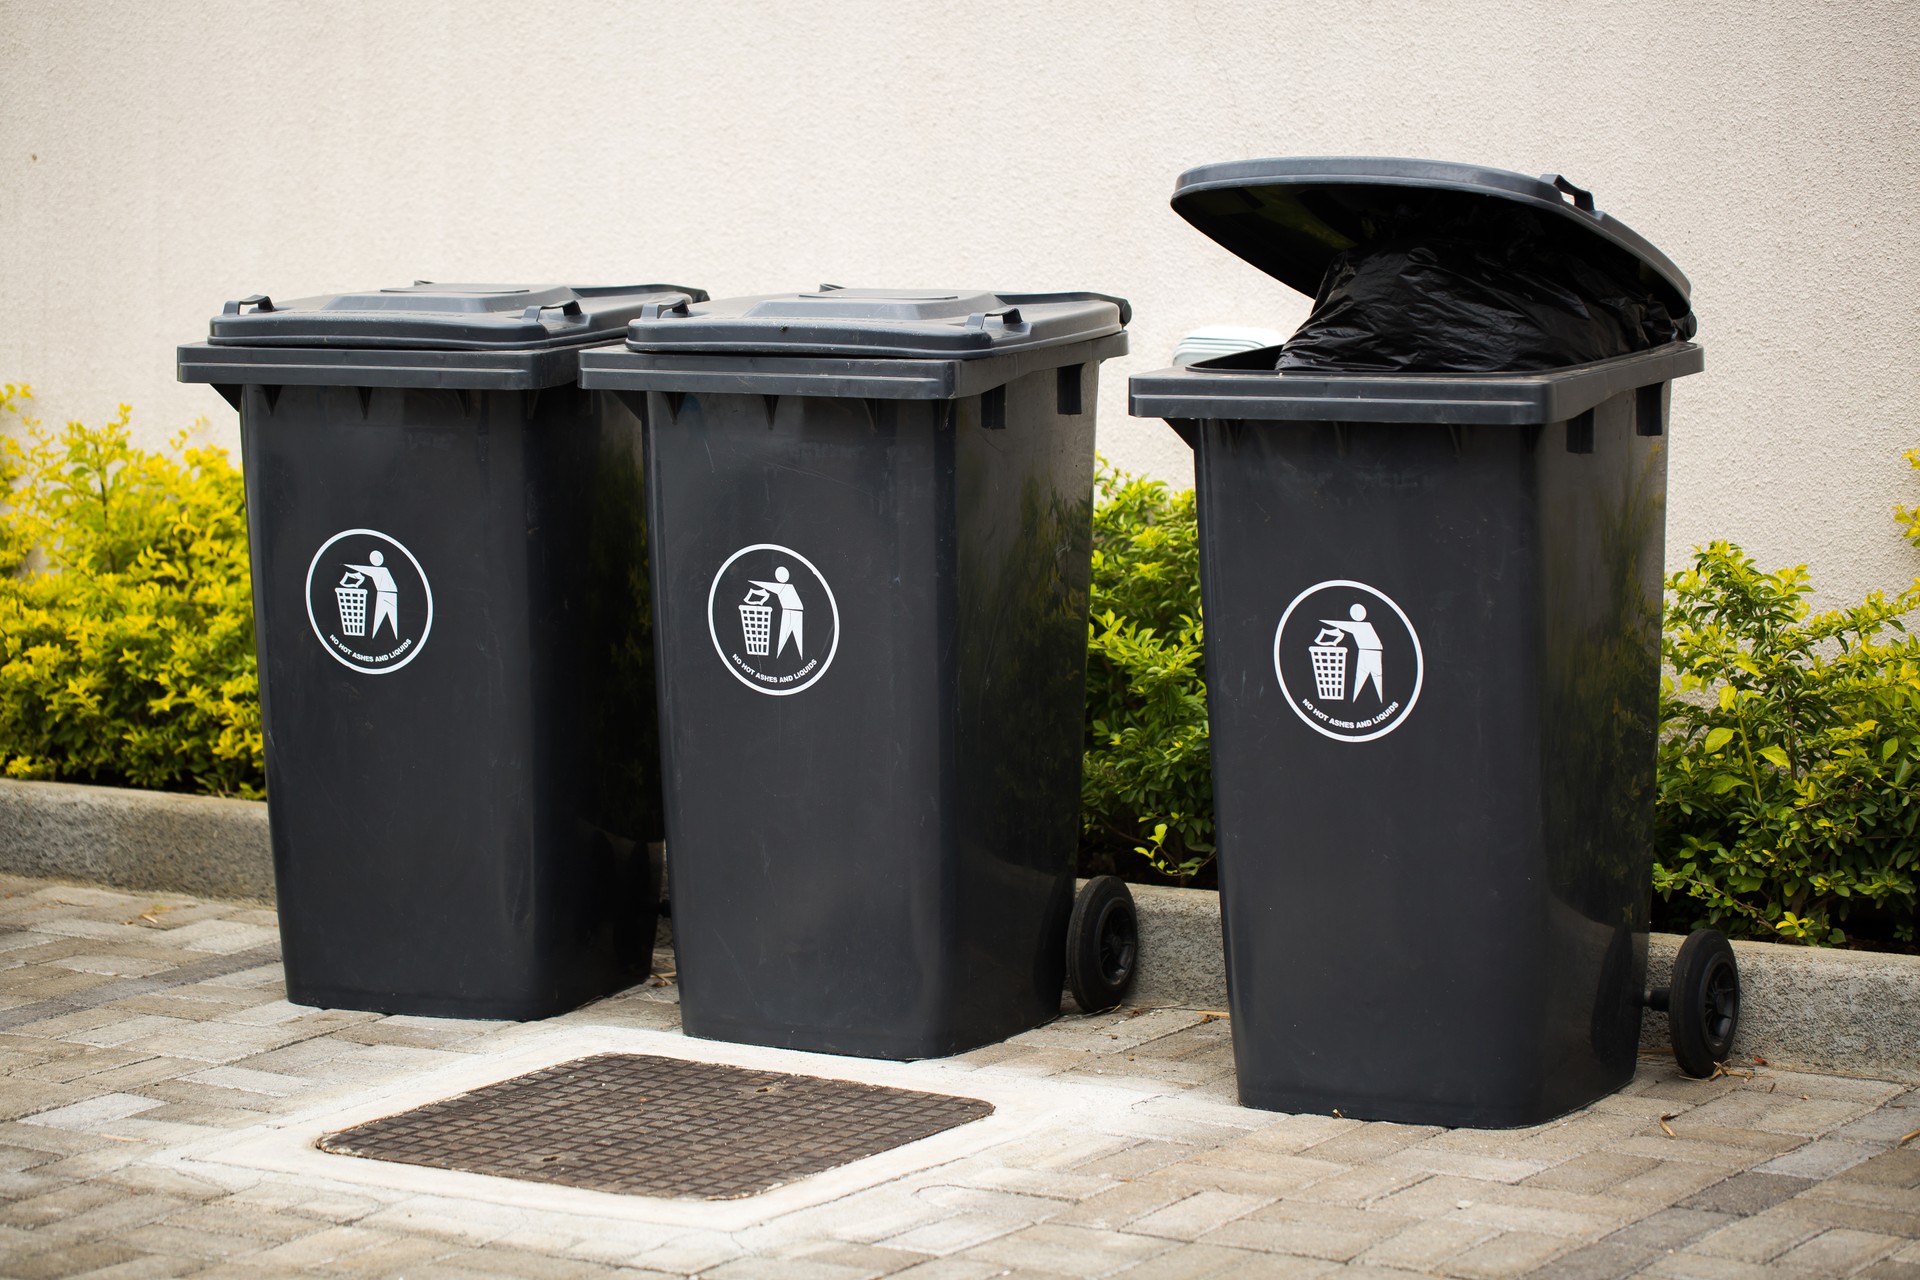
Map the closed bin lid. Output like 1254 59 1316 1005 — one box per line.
205 282 710 350
621 288 1130 359
1169 157 1692 320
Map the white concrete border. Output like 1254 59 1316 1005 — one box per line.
148 1024 1161 1234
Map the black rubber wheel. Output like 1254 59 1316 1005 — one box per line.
1066 876 1138 1013
1670 928 1740 1078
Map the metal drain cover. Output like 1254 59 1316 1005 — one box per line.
317 1052 994 1200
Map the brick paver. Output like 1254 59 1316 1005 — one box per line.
0 874 1916 1278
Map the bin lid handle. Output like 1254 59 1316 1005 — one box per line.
964 306 1026 330
222 294 275 315
522 299 585 323
1542 173 1596 214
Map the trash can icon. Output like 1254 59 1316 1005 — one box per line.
335 571 369 638
739 588 773 656
1309 627 1347 700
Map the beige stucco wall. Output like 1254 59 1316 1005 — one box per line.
2 1 1915 604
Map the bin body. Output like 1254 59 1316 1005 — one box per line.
1133 159 1703 1126
581 289 1128 1058
179 283 701 1019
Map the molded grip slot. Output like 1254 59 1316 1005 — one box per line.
981 385 1007 430
1057 365 1084 416
1567 408 1595 454
1636 383 1666 436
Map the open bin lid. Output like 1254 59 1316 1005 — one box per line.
620 288 1130 359
205 282 710 350
1170 157 1692 322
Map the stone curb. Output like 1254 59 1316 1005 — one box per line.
0 777 273 904
4 778 1915 1083
1640 931 1920 1083
1125 884 1920 1085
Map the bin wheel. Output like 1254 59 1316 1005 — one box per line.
1670 929 1740 1078
1066 876 1138 1014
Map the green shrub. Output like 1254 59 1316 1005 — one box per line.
1654 483 1920 945
6 376 1913 950
1901 449 1920 548
1080 463 1213 881
0 385 262 796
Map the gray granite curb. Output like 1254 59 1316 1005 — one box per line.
4 777 1915 1083
0 776 273 904
1124 883 1920 1085
1640 932 1920 1082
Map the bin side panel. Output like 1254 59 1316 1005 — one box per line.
948 365 1099 1045
1533 391 1666 1114
1196 417 1553 1127
646 392 954 1059
244 384 656 1020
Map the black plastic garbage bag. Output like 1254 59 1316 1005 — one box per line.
1277 202 1693 373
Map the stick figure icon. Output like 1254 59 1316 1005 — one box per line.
1323 603 1384 702
747 565 805 658
344 549 400 640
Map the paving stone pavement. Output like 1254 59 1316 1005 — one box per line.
0 874 1916 1279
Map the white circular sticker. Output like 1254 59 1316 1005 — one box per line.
305 529 434 675
1274 579 1423 743
707 543 840 696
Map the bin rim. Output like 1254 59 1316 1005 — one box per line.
1127 339 1704 428
580 330 1128 402
1171 156 1691 318
176 341 608 393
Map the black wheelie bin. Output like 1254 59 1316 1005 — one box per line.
1129 158 1731 1127
578 288 1129 1058
177 282 705 1019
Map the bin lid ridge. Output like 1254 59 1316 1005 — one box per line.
1170 156 1692 319
621 288 1130 358
206 282 712 350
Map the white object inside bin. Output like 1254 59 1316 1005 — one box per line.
1171 325 1288 366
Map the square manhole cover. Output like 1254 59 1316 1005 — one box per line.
316 1053 994 1200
